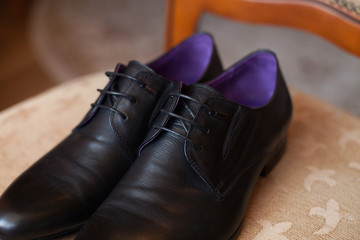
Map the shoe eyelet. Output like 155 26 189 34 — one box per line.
206 129 210 134
208 110 228 120
208 110 216 116
122 115 128 120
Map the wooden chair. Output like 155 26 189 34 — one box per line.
165 0 360 57
1 1 359 239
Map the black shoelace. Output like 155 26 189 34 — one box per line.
154 93 226 149
91 71 156 119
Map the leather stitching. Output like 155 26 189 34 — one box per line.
223 107 246 159
185 97 237 199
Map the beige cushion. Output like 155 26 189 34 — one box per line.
0 73 359 239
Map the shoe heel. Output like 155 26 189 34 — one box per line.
260 136 287 177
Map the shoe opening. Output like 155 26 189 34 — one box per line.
207 51 277 108
148 33 213 85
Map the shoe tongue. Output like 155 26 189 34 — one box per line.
166 84 225 138
182 83 224 103
111 60 156 92
123 60 155 77
104 60 168 112
178 83 225 118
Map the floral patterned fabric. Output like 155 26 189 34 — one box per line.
0 73 359 239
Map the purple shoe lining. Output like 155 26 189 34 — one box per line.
148 34 213 84
207 51 277 108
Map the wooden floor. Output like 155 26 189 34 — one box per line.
0 1 55 111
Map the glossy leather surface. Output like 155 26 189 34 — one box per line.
0 33 223 240
75 50 292 240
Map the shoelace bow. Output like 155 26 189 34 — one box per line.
91 71 155 119
154 93 226 149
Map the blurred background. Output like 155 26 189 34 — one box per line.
0 0 359 115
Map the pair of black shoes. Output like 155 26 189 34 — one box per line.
0 33 292 240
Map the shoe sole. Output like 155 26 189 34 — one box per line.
34 224 83 240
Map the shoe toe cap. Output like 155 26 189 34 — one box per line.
0 181 87 240
0 208 30 240
0 196 84 240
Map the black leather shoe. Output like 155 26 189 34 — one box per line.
0 33 222 240
75 50 293 240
